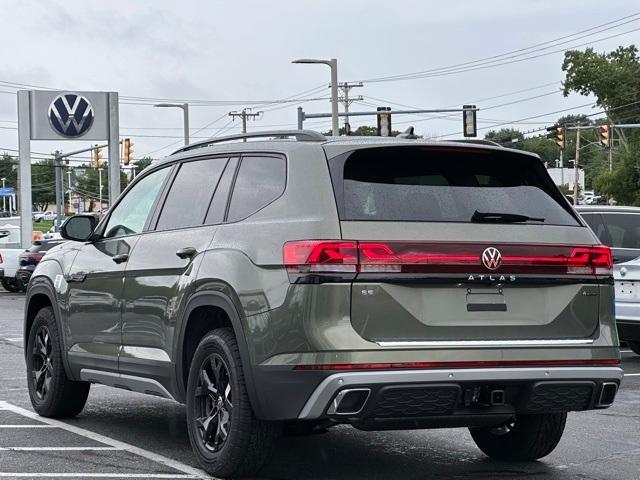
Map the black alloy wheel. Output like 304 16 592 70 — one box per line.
31 325 53 400
194 353 233 452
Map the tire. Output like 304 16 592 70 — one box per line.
2 277 22 293
186 328 280 478
470 413 567 461
26 306 90 418
628 341 640 356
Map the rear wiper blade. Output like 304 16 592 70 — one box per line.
471 210 545 223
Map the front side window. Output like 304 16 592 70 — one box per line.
156 157 228 230
104 167 169 238
227 156 286 222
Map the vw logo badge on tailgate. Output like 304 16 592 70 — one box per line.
482 247 502 270
48 94 94 137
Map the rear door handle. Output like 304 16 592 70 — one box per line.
112 253 129 264
176 247 197 259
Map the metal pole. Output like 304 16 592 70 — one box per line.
183 103 189 146
108 92 120 206
329 58 339 137
17 91 32 248
99 168 103 211
297 107 304 130
54 152 62 230
67 170 72 212
560 150 564 188
574 128 580 206
343 83 350 135
1 178 5 212
609 124 614 172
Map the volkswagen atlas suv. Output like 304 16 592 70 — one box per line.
24 130 622 478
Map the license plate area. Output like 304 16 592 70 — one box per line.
616 281 639 300
466 288 506 312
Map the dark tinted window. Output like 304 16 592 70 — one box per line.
601 213 640 249
227 156 286 222
156 158 228 230
205 157 239 225
335 147 578 226
580 213 612 245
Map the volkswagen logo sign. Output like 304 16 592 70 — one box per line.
48 94 94 137
481 247 502 270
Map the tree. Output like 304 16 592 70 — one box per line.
133 156 153 176
485 128 524 144
562 46 640 128
562 45 640 203
321 125 401 137
31 160 56 211
75 163 127 212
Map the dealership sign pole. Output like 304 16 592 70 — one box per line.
17 90 119 248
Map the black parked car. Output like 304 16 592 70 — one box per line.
16 239 65 286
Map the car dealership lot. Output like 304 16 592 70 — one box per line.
0 291 639 480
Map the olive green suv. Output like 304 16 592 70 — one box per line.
24 130 622 478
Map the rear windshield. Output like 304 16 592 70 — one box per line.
329 146 579 226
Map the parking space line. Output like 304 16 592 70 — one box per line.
0 401 212 479
624 372 640 376
0 475 200 478
0 425 55 428
0 446 121 451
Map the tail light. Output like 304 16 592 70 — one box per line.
283 241 612 282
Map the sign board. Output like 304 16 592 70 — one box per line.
29 91 109 141
0 187 16 196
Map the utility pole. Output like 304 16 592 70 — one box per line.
54 151 62 229
67 169 72 213
338 82 363 135
560 150 564 187
574 128 580 206
229 109 262 141
609 124 614 172
98 168 103 211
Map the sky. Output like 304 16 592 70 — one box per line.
0 0 639 165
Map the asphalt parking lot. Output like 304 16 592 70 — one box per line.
1 290 639 480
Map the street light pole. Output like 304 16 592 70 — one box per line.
1 177 5 212
292 58 339 136
154 103 190 145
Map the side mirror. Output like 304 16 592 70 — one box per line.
60 215 98 242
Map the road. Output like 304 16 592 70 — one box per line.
1 291 639 479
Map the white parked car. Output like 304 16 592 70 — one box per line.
0 224 24 292
615 258 640 355
33 211 56 222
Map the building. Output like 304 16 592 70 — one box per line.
547 167 584 191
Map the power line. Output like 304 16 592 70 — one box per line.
355 12 640 83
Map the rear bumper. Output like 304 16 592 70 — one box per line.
296 366 623 424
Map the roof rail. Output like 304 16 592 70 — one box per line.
172 129 327 155
448 139 503 147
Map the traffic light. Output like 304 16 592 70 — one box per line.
598 124 610 147
462 105 477 137
546 125 565 149
92 145 103 168
123 138 133 165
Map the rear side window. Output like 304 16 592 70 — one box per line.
600 213 640 249
156 157 228 230
227 155 286 222
331 146 579 226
